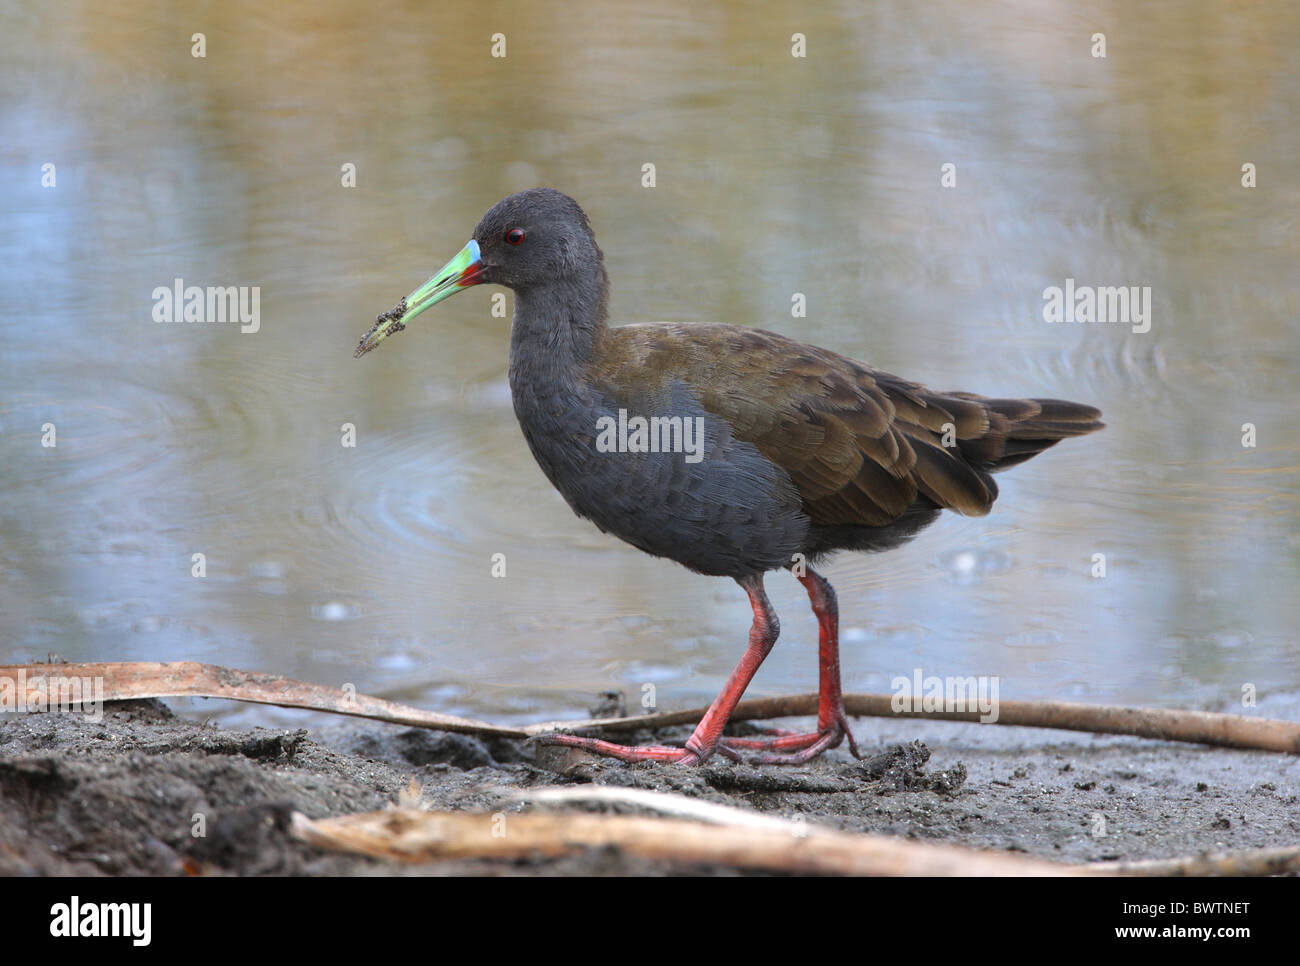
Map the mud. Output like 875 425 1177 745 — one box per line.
1 699 1296 875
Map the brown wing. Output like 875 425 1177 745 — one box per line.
594 323 1103 528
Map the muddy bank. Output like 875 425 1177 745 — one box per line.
1 699 1297 875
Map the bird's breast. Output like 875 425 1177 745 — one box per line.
506 364 810 578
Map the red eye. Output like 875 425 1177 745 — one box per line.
505 228 525 246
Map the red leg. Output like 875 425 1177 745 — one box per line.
535 575 780 764
721 565 861 764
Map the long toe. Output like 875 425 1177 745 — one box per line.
745 728 844 765
720 716 861 765
533 733 704 764
720 730 828 753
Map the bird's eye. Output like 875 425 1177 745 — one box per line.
505 228 526 246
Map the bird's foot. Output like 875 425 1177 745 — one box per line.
532 733 740 765
720 714 861 765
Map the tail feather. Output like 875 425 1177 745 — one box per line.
945 394 1103 473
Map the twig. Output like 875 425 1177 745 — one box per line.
514 785 801 829
514 785 1300 877
1091 846 1300 877
531 694 1300 754
0 661 525 738
290 807 1086 876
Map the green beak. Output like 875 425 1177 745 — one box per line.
354 239 484 357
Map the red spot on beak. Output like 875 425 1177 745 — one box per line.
457 262 485 286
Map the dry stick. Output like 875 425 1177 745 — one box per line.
6 661 1298 754
0 661 526 739
289 807 1086 877
516 785 804 830
1092 846 1300 877
517 785 1300 878
530 694 1300 754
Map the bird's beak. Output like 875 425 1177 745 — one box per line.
354 239 484 357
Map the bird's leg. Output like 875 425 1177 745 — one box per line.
533 575 780 765
721 565 861 764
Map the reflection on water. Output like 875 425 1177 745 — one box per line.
2 2 1298 727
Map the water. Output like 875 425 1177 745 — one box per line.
3 1 1298 729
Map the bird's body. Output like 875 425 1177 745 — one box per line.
512 317 1099 578
356 188 1103 765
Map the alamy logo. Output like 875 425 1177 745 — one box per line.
152 278 260 333
49 896 151 946
1042 278 1150 334
0 670 103 723
891 668 1000 723
595 409 706 464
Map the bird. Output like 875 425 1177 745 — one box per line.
355 188 1103 766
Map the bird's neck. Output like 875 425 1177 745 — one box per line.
506 270 624 531
508 271 610 385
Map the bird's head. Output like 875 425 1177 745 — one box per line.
354 188 602 357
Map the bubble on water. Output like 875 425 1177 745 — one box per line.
312 600 359 621
939 547 1011 585
425 682 470 703
375 651 417 671
621 661 684 684
1211 631 1252 650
